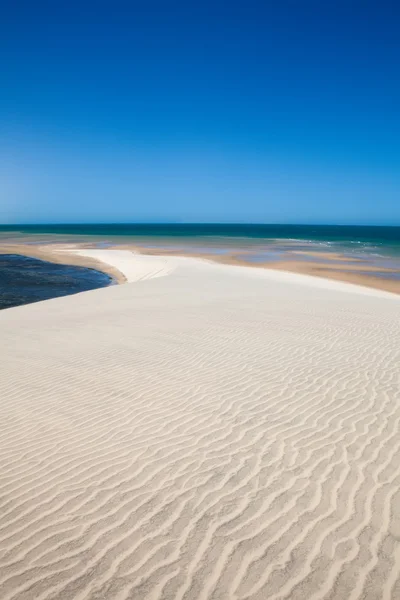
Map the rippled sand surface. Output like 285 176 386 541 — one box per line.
0 254 399 600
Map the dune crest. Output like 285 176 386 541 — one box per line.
72 249 181 283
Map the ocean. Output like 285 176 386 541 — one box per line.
1 223 400 255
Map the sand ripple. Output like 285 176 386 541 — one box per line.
0 259 399 599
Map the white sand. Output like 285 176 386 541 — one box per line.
72 248 399 298
0 251 400 600
72 249 182 283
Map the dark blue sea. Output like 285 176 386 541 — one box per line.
0 254 112 310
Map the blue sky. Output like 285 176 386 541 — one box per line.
1 1 399 224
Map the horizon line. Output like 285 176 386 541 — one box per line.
1 222 400 228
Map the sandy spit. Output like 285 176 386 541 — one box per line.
122 245 400 295
2 241 400 294
0 252 400 600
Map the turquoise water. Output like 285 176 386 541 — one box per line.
0 223 400 244
1 223 400 254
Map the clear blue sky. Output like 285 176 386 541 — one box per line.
1 1 399 225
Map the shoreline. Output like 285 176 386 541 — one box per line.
0 243 127 284
0 252 116 311
1 241 400 296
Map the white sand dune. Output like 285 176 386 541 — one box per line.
0 252 400 600
72 249 182 283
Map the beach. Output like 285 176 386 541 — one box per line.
1 250 400 599
1 224 400 296
1 239 400 295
